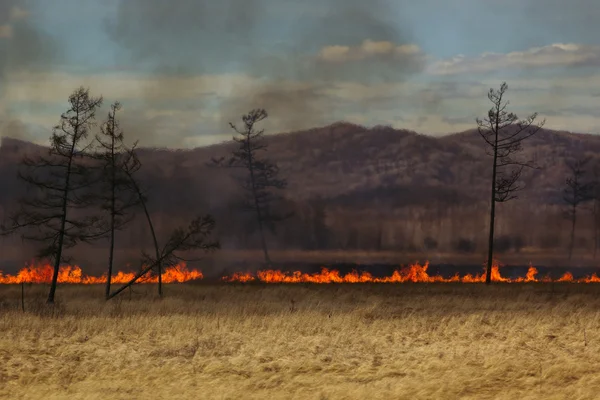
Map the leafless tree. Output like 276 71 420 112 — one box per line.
107 214 219 300
563 158 594 261
94 102 140 299
212 109 288 266
106 145 219 299
1 87 104 303
476 82 544 284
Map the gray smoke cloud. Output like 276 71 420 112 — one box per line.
107 0 424 145
0 0 59 141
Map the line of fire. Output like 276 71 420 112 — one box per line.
2 261 600 284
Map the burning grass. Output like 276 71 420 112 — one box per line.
0 262 203 284
2 261 600 285
1 284 600 399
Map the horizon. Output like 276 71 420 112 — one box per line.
1 0 600 148
1 121 598 151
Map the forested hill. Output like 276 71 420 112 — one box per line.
0 122 597 271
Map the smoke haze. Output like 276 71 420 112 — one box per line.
107 0 424 143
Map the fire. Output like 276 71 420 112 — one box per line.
222 262 600 284
0 261 203 284
1 260 600 285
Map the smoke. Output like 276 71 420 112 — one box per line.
107 0 423 144
0 0 59 142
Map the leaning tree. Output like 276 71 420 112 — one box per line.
106 144 220 299
94 101 140 299
1 87 105 303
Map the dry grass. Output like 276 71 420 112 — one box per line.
1 283 600 399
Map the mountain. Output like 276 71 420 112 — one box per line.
0 123 598 272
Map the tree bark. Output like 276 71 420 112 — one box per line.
246 136 271 267
107 261 157 300
568 203 577 262
47 135 77 304
105 128 116 300
485 110 500 285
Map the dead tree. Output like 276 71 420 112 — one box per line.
476 82 544 285
107 145 219 298
94 102 139 299
1 87 104 303
118 145 162 296
108 149 219 299
107 215 219 299
212 109 288 266
563 158 594 261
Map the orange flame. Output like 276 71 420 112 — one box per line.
221 262 600 284
2 260 600 284
0 261 203 284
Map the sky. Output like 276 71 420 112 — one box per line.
1 0 600 148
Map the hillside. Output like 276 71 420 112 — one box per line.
0 123 598 271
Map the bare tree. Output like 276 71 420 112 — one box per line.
107 145 219 298
107 215 219 299
94 102 139 299
563 158 594 261
1 87 104 303
212 109 288 266
476 82 544 285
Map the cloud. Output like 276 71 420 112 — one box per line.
537 105 600 117
428 43 600 75
218 80 338 134
9 5 28 20
318 40 423 63
0 2 32 39
3 71 260 103
442 116 476 125
7 63 600 146
0 1 61 141
106 0 422 143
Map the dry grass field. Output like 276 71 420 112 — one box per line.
1 283 600 399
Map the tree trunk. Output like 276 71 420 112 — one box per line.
257 220 271 266
140 189 162 297
105 129 117 300
568 204 577 262
594 200 599 259
47 138 77 304
107 260 158 300
485 121 500 285
246 136 271 267
105 215 115 299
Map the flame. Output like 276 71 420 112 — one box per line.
0 261 203 284
222 262 600 284
2 260 600 284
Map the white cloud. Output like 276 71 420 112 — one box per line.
5 41 600 147
318 40 423 63
428 43 600 75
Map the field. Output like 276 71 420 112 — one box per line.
1 283 600 399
